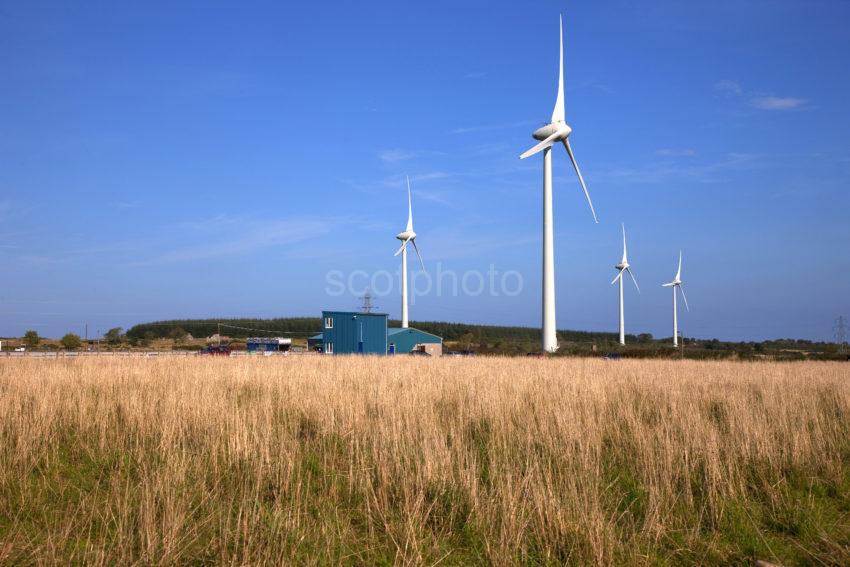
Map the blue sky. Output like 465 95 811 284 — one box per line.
1 0 849 341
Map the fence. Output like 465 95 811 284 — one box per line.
0 350 317 359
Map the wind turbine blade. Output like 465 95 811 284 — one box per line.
675 250 682 281
519 131 559 160
661 282 675 287
393 238 410 257
551 15 565 123
411 239 425 271
621 223 628 264
406 176 413 232
626 267 640 293
562 139 598 223
611 270 623 286
678 284 690 312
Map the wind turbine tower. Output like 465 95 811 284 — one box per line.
519 15 598 353
662 252 689 347
394 177 424 328
611 224 639 345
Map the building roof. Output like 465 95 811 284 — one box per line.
388 327 442 340
308 333 323 340
322 310 389 317
247 337 292 345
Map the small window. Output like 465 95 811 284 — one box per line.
324 317 333 329
325 342 334 354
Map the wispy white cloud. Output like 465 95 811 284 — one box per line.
450 120 537 135
594 153 758 185
714 79 742 96
9 214 336 268
770 188 802 200
714 80 810 112
377 148 420 163
177 213 241 232
465 142 511 157
464 71 488 79
655 148 697 157
750 96 808 111
377 148 447 164
412 172 451 183
146 217 331 265
426 227 538 261
412 190 453 207
0 201 12 221
375 172 452 189
571 79 614 94
112 200 141 210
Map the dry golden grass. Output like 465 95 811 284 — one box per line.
1 356 849 565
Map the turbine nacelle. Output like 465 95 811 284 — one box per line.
615 261 629 271
396 230 416 242
532 122 571 142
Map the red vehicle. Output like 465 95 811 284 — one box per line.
198 345 231 356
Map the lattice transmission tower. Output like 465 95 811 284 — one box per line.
360 289 378 314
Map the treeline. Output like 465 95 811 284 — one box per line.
404 320 631 344
126 318 322 340
126 317 627 344
124 317 848 360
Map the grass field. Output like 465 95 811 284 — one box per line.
1 357 849 565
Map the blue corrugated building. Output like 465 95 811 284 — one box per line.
388 328 442 356
318 311 442 355
322 311 388 355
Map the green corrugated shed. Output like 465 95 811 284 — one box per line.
387 327 442 354
307 333 323 351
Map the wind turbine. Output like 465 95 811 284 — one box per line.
611 224 639 346
662 251 689 347
519 15 598 353
394 176 425 329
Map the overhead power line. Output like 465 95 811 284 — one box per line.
216 323 301 335
835 316 847 349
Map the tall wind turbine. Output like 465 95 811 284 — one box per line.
611 224 639 346
394 176 424 329
519 15 598 353
662 251 689 347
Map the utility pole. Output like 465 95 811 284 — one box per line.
835 316 848 352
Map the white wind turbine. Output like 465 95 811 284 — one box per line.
611 224 639 345
393 176 425 329
519 15 598 353
662 251 689 347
